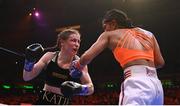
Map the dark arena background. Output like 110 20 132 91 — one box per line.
0 0 180 105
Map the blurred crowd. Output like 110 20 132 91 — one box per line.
0 88 179 105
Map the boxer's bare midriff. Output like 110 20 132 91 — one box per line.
123 59 155 70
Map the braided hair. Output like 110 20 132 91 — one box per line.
102 9 134 28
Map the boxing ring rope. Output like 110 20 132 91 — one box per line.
0 47 25 58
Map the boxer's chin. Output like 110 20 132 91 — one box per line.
71 50 77 55
72 49 78 54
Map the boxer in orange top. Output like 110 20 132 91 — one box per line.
70 9 165 105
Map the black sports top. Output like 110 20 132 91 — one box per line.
44 51 80 87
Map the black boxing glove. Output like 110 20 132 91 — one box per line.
24 43 44 72
61 81 88 98
25 43 44 62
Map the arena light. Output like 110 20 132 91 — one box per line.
2 85 11 89
34 11 39 17
107 84 114 88
29 13 32 16
23 85 34 89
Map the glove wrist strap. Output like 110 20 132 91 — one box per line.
24 59 35 72
78 85 88 96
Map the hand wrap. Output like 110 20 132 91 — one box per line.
69 60 84 78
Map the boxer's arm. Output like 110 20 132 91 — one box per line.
80 32 109 66
153 36 165 69
23 52 54 81
69 56 94 95
69 32 109 80
66 64 94 96
80 65 94 95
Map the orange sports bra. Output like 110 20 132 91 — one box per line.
113 28 154 67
